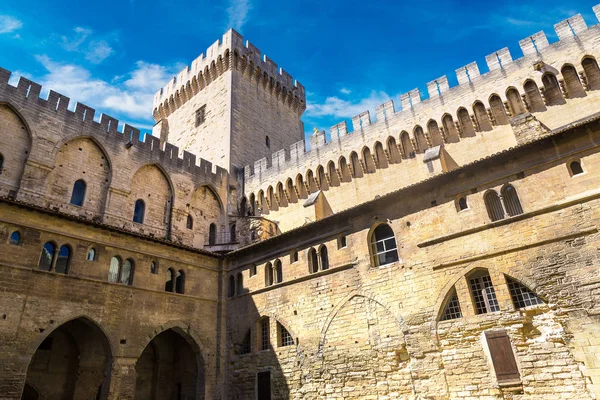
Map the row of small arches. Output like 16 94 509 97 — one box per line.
248 57 600 213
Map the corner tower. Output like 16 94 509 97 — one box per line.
152 29 306 173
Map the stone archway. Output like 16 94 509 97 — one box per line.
134 328 205 400
320 295 413 398
22 317 112 400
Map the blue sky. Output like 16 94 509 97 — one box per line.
0 0 598 140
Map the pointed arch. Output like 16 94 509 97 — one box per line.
350 152 363 178
276 182 287 207
386 136 402 163
542 72 566 106
400 131 414 158
488 94 509 125
561 64 586 98
506 87 526 116
266 185 277 211
338 156 351 182
582 56 600 90
442 114 460 143
362 147 376 173
285 178 298 203
457 107 475 137
316 165 328 190
129 164 173 230
327 161 340 187
295 174 308 199
484 190 504 222
305 169 318 193
427 119 444 146
524 80 546 113
0 103 32 195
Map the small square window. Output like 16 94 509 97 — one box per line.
195 105 206 127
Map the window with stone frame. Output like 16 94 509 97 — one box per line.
370 223 399 267
440 288 463 321
259 318 270 351
468 271 500 314
278 322 294 347
195 105 206 127
506 277 544 309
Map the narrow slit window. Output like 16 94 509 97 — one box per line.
133 200 145 223
195 105 206 127
320 246 329 270
260 318 270 351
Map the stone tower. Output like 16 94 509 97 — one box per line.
151 29 306 173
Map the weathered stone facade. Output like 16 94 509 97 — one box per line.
4 5 600 400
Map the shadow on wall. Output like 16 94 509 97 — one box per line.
20 317 206 400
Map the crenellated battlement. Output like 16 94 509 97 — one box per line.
243 6 600 196
152 29 306 121
0 68 228 184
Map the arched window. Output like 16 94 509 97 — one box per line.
176 270 185 294
70 179 86 206
484 191 504 221
306 170 317 193
506 88 526 116
457 108 475 137
164 268 174 292
427 120 443 146
265 262 273 286
501 184 523 217
108 256 121 283
9 231 20 245
295 175 308 199
316 166 328 190
362 147 376 173
582 56 600 90
39 242 56 271
338 157 351 182
400 131 414 158
488 95 508 125
259 317 270 351
186 214 193 230
468 270 499 314
150 261 158 274
87 247 96 261
561 64 586 98
369 224 399 267
121 259 134 285
506 276 544 308
249 193 256 215
350 152 362 178
290 249 298 263
473 101 492 131
286 179 297 203
133 199 145 223
228 275 235 297
276 182 288 206
374 142 388 169
230 223 237 242
569 160 584 176
386 137 402 163
542 73 565 106
274 259 283 283
523 80 546 113
236 272 243 295
278 322 294 347
413 126 428 153
55 245 71 274
440 288 462 321
208 223 217 245
250 264 257 276
308 248 318 273
327 161 340 186
442 114 459 143
457 196 468 211
240 197 247 215
240 329 251 354
320 246 329 270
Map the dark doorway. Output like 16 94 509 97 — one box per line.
257 371 271 400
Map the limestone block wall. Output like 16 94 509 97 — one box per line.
0 201 222 399
0 68 232 250
244 9 600 235
224 119 600 399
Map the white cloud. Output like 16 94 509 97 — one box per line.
30 55 179 121
340 87 351 95
306 91 394 120
226 0 251 31
60 27 114 64
0 15 22 34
